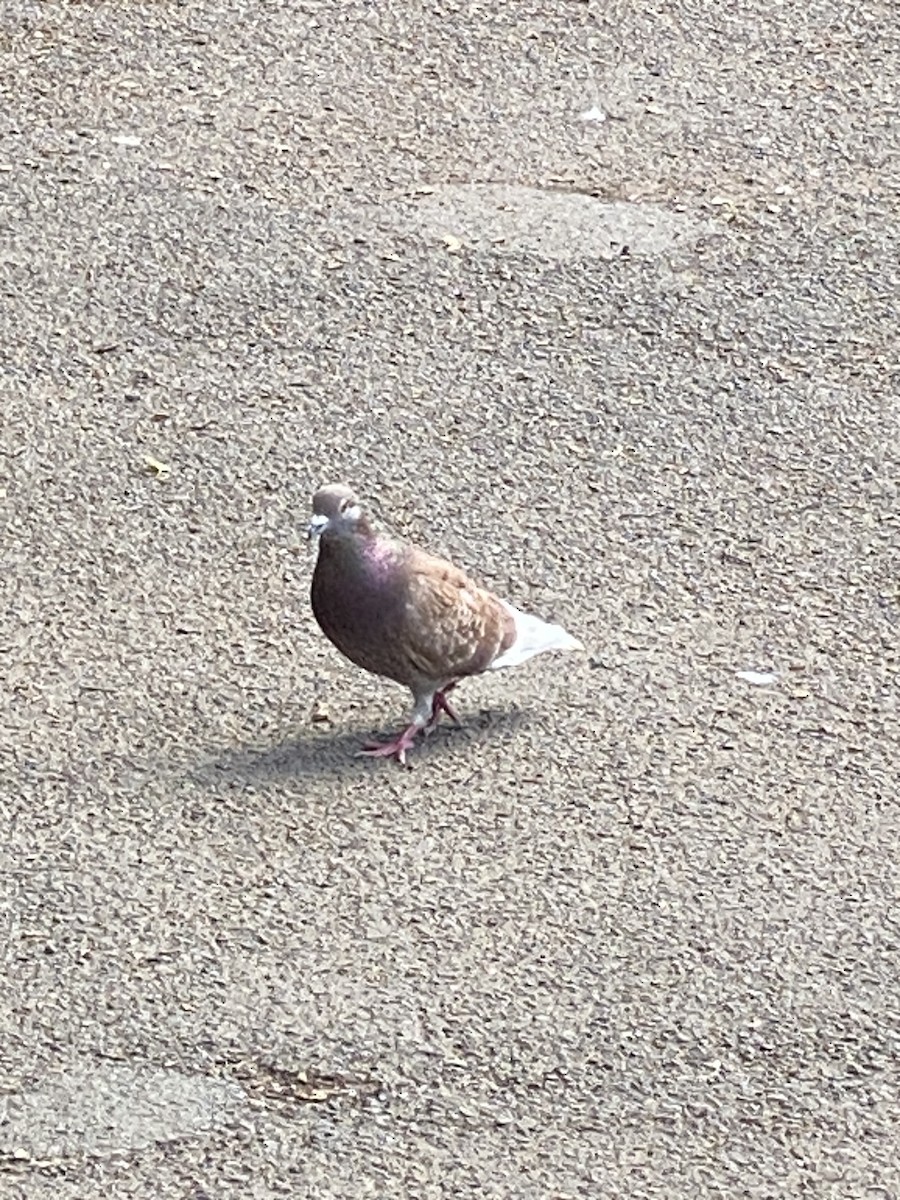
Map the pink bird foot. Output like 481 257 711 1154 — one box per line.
424 683 461 734
358 684 463 765
357 722 422 766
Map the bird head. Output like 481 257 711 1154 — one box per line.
307 483 365 540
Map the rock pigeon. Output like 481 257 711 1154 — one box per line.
307 483 582 765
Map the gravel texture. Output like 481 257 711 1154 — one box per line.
1 0 899 1196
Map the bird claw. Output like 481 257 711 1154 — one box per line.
357 725 421 766
357 685 462 764
424 684 461 733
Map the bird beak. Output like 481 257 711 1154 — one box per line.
307 514 328 541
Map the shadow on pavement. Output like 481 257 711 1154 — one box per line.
195 707 530 783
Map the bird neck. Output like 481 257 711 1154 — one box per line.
318 526 398 579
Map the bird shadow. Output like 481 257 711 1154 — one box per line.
193 707 531 785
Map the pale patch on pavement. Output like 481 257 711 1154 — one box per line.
400 183 712 261
0 1062 248 1160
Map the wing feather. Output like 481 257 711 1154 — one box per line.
401 549 514 682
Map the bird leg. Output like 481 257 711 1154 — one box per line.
357 722 423 767
358 684 462 766
425 682 461 733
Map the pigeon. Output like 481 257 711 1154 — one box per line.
307 483 582 765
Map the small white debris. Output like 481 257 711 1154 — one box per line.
580 106 608 124
111 134 142 147
736 670 779 686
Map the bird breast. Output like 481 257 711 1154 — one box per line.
311 537 416 684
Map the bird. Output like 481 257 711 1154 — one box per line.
307 483 583 765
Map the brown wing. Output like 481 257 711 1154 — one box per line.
400 548 515 683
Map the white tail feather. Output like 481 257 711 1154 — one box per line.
490 602 583 670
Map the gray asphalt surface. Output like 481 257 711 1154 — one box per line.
2 0 899 1195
